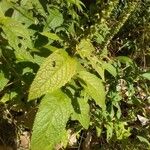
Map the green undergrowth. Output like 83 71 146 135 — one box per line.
0 0 150 149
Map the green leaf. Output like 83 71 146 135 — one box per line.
137 136 150 147
0 71 8 91
114 122 131 140
0 16 33 61
96 127 102 137
0 0 11 16
31 90 72 150
29 50 77 100
19 0 46 17
78 71 106 109
67 0 84 11
40 32 63 41
105 122 113 140
102 62 117 77
0 92 17 103
2 0 36 26
116 56 133 65
31 0 46 16
46 8 64 30
0 16 32 48
76 39 95 58
141 72 150 80
95 65 105 81
89 57 105 81
11 4 36 26
71 92 90 129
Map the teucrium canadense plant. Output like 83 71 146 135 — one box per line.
1 0 150 149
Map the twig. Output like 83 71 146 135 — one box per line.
78 132 84 150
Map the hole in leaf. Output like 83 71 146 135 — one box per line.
52 61 56 67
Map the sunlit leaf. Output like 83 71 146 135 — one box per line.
141 72 150 80
40 32 63 41
76 39 95 58
29 50 77 100
116 56 133 65
45 8 64 30
102 62 117 77
71 92 90 129
78 71 106 109
0 71 8 91
137 136 150 147
31 90 72 150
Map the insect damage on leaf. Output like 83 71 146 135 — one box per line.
28 50 77 100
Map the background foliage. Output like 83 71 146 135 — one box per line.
0 0 150 149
